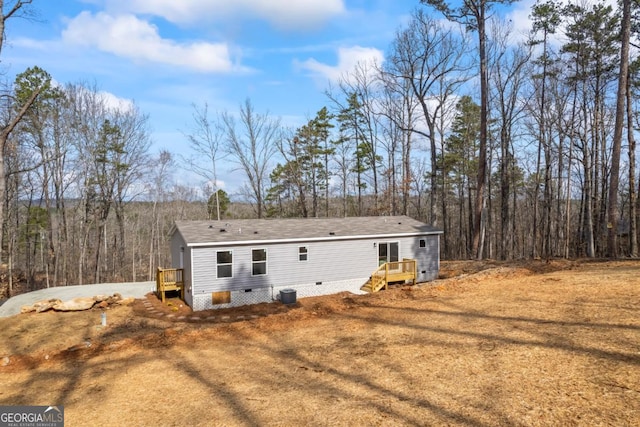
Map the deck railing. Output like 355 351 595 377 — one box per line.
156 267 184 303
363 259 417 293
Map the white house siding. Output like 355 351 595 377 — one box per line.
182 247 193 307
170 233 193 307
170 233 183 270
185 234 440 310
191 238 379 294
413 235 440 282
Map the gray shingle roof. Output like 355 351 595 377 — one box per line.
173 215 442 246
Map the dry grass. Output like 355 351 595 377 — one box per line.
1 260 639 426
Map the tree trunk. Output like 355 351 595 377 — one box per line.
472 5 488 260
500 126 510 260
0 88 42 264
628 73 637 257
428 124 437 226
583 143 595 258
403 131 411 216
606 0 630 258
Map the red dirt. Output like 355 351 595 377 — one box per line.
0 259 639 426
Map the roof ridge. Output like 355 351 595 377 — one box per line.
173 216 442 246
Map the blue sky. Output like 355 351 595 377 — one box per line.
2 0 535 194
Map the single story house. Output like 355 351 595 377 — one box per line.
169 215 443 311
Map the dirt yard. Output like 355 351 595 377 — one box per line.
0 260 639 426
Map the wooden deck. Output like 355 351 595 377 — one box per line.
360 259 417 293
156 268 184 303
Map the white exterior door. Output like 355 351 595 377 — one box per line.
378 242 399 265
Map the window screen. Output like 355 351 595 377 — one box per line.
252 249 267 275
217 251 233 278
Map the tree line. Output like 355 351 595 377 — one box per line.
1 0 639 295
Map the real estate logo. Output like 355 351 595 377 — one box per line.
0 406 64 427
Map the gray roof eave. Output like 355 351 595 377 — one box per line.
185 230 443 248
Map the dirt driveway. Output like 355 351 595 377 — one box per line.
0 260 639 426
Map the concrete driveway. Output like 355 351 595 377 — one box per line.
0 281 155 318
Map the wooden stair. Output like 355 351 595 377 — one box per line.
156 267 185 303
360 259 417 293
360 272 387 293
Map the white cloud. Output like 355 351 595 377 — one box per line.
298 46 384 84
203 179 226 191
98 90 135 112
71 83 135 112
105 0 346 31
503 0 607 47
62 11 235 72
504 0 536 43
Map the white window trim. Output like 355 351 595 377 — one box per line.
251 248 268 276
378 241 401 264
216 249 233 279
298 246 308 262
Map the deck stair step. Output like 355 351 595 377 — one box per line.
360 259 417 294
156 267 185 303
360 280 379 293
360 281 372 293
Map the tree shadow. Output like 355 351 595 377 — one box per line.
2 278 638 425
355 301 640 366
154 325 501 426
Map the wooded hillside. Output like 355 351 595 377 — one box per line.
1 1 639 295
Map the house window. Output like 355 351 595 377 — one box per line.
378 242 399 265
252 248 267 276
217 250 233 278
299 246 308 261
419 239 426 248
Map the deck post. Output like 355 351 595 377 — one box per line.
384 263 389 290
156 268 164 303
360 259 418 293
156 267 184 303
413 260 417 286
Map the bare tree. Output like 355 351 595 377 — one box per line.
223 99 280 219
383 9 471 225
489 21 532 259
0 82 44 263
334 62 385 214
628 73 638 257
67 83 150 283
331 128 354 217
607 0 631 257
0 5 40 266
183 102 227 220
12 66 67 286
110 105 152 278
147 150 174 279
377 72 413 215
422 0 517 259
0 1 35 58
